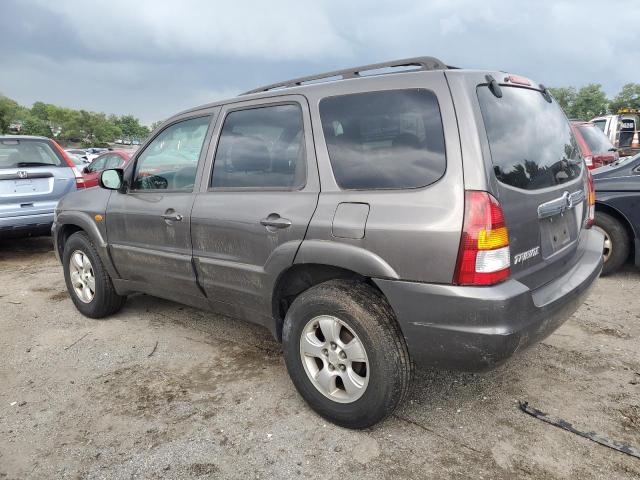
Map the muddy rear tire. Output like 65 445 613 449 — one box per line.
282 279 413 429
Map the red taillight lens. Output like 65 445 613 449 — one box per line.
586 170 595 229
584 155 593 169
454 191 511 286
51 139 85 189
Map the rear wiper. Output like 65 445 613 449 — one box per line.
15 162 55 167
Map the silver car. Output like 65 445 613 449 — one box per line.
1 135 80 237
52 57 603 428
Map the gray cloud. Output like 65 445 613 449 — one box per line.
1 0 638 123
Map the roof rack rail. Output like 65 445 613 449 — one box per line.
241 56 449 95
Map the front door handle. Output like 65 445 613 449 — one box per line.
260 213 292 229
162 211 183 222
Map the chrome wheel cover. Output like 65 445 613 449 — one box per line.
299 315 369 403
69 250 95 303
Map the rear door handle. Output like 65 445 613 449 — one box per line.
260 214 292 229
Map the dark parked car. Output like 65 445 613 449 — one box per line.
52 57 603 428
80 150 131 188
571 121 618 169
1 135 83 237
593 154 640 274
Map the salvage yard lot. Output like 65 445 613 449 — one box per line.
0 237 638 479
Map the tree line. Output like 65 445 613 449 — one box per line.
548 83 640 120
1 83 639 146
0 94 163 147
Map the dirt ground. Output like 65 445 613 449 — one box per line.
0 236 638 479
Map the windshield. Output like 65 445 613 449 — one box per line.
0 140 62 168
477 86 582 190
578 124 614 154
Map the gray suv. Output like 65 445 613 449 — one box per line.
52 57 603 428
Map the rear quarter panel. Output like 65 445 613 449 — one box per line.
302 71 464 283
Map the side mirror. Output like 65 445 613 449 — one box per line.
100 169 124 191
82 165 90 174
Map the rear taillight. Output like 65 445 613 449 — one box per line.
454 191 511 286
586 170 595 229
584 155 593 169
51 140 85 189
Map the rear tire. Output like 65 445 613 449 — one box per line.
282 279 413 429
63 231 126 318
594 212 630 276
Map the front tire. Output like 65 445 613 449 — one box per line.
282 280 413 429
594 212 630 276
63 231 126 318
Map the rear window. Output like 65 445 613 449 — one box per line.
319 89 446 190
578 125 614 154
592 119 607 132
0 139 62 168
477 86 582 190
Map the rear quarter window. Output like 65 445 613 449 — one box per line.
477 86 582 190
319 89 446 190
578 125 614 154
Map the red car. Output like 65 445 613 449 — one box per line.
571 121 618 169
81 150 131 188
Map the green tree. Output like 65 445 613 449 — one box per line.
150 120 164 132
549 87 577 117
21 117 52 137
571 84 608 120
609 83 640 113
0 95 20 133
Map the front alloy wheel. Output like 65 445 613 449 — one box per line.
300 315 369 403
69 250 95 303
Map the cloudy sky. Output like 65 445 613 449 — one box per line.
1 0 639 124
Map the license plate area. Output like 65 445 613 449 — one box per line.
0 178 51 195
540 212 577 258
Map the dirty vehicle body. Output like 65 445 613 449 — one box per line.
1 135 79 238
593 154 640 275
53 57 603 428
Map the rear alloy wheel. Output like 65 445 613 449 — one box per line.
282 279 413 429
594 212 630 276
299 315 369 403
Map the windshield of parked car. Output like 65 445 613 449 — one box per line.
477 86 582 190
0 140 62 168
578 124 614 154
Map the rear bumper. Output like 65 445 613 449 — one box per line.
0 212 54 237
374 228 603 371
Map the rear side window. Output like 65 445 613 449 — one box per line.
0 140 61 168
211 104 306 189
592 119 607 132
319 89 446 190
477 86 582 190
578 125 614 154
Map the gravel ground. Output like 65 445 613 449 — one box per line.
0 236 639 479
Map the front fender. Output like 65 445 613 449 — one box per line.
53 210 119 279
294 240 399 279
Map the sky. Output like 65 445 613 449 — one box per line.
1 0 639 125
